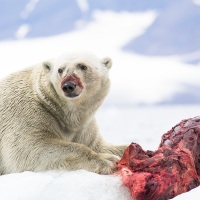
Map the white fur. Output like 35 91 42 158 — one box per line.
0 52 127 175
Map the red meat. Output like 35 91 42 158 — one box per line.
118 117 200 200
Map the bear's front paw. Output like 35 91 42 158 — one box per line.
95 153 120 175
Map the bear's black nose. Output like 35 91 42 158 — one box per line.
62 82 76 93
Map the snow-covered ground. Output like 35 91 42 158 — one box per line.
0 105 200 200
0 10 200 200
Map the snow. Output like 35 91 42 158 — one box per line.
180 50 200 65
193 0 200 6
76 0 89 13
0 171 131 200
0 10 157 78
0 9 200 200
20 0 40 19
15 24 31 39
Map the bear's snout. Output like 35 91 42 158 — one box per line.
62 82 76 93
61 74 83 98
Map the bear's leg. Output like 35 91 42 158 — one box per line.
80 121 128 158
100 145 128 158
4 136 119 175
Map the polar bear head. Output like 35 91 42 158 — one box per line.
43 52 112 105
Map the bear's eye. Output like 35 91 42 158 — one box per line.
77 63 87 71
58 68 63 74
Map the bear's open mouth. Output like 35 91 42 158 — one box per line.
61 74 83 98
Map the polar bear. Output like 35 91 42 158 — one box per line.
0 52 127 175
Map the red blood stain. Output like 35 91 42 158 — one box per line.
61 74 83 89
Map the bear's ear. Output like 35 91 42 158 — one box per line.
43 61 52 72
102 57 112 69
